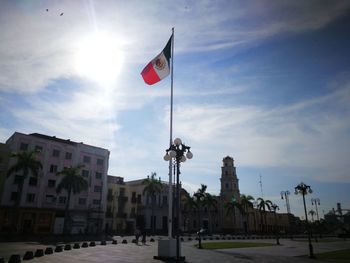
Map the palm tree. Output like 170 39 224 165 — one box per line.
56 165 88 234
182 194 197 232
142 172 163 234
225 196 242 232
257 197 272 233
240 194 254 234
193 184 207 230
203 193 217 234
7 150 43 232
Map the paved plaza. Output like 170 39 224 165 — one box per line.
1 236 349 263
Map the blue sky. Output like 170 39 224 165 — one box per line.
1 0 350 218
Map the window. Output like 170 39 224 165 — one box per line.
162 196 167 206
45 195 56 203
96 158 104 165
29 177 37 186
225 183 229 189
83 156 91 164
78 198 87 205
58 196 66 204
94 186 102 192
48 180 56 188
49 165 58 173
65 152 72 160
14 175 23 184
26 193 35 203
35 145 43 152
93 199 100 205
95 172 102 179
20 143 29 151
11 192 18 201
52 149 60 157
138 194 142 204
82 170 89 177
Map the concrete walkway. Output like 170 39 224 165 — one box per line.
1 237 349 263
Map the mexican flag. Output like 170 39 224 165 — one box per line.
141 36 172 85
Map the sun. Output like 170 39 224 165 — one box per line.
74 32 125 86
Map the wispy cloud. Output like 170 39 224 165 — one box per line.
1 1 349 93
171 83 350 183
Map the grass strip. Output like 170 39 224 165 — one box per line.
196 242 274 249
315 249 350 261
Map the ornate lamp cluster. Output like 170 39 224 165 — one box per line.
163 138 193 162
294 182 312 195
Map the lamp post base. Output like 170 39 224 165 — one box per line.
154 238 185 262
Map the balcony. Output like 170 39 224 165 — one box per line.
107 194 114 202
117 196 128 203
106 211 113 218
116 212 127 218
131 196 137 204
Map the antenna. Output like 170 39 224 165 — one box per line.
259 174 264 198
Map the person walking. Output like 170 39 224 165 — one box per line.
134 227 141 245
141 227 146 245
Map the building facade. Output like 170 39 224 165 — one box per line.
106 176 174 235
0 132 109 235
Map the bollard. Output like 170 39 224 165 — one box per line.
73 243 80 249
23 251 34 260
64 244 72 250
45 247 53 254
89 241 96 247
34 249 44 257
8 254 21 263
112 240 117 245
150 238 155 242
82 242 89 248
54 246 63 252
122 239 127 244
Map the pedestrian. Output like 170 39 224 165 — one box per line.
134 227 141 245
141 227 146 245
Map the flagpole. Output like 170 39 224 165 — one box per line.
168 27 174 239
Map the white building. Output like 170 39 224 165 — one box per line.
0 132 109 235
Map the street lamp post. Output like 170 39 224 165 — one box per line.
280 191 291 214
295 182 314 259
164 138 193 262
311 198 321 242
270 203 280 245
281 190 293 238
311 198 320 221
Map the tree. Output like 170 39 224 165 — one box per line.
193 184 207 230
240 194 254 234
203 193 218 234
142 172 162 234
7 150 43 232
182 193 197 232
225 196 242 232
56 165 88 234
257 197 272 233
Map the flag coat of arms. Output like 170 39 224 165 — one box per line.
141 36 172 85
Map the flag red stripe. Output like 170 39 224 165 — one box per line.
141 62 161 85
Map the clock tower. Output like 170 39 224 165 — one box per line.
220 156 240 203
